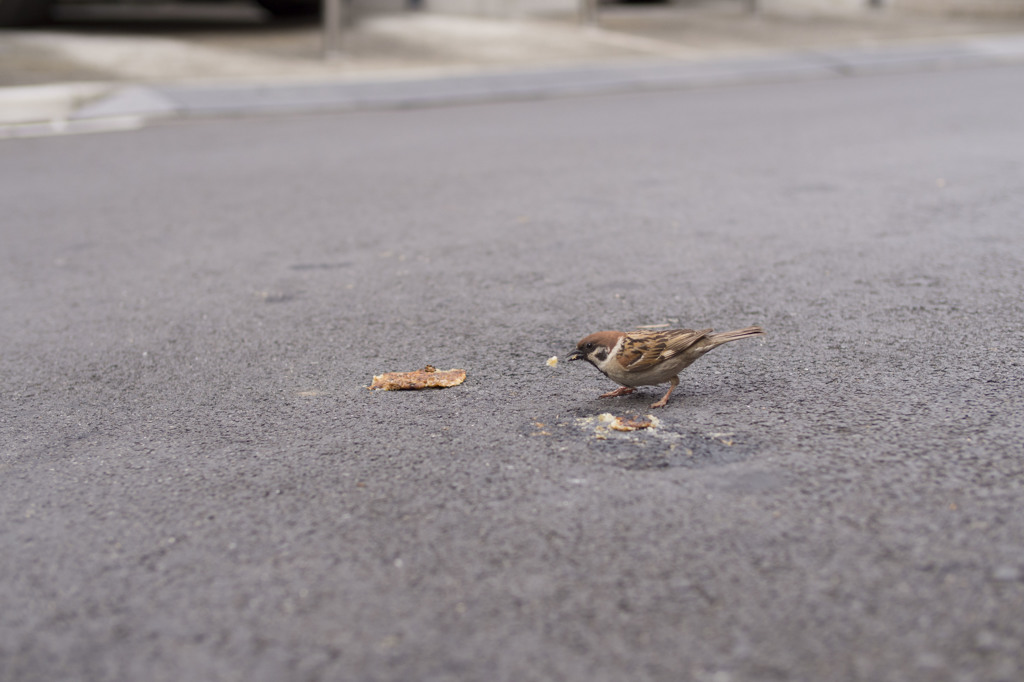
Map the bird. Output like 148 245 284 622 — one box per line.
567 326 764 408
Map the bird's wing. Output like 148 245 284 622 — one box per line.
619 329 711 371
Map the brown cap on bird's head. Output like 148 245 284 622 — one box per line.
567 331 624 361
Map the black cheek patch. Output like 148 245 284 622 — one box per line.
595 350 608 362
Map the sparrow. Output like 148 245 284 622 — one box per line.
567 326 764 408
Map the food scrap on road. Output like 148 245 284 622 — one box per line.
369 365 467 391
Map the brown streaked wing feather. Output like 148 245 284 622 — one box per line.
615 336 647 368
619 329 711 371
664 328 712 352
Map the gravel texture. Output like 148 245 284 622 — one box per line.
2 63 1024 682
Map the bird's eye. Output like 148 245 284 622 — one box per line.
584 342 594 351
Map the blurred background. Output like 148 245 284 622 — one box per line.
4 0 1024 27
3 0 1024 89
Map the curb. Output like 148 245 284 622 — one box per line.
3 34 1024 138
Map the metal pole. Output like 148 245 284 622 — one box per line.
579 0 597 26
323 0 344 59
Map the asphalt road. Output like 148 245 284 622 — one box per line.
3 63 1024 682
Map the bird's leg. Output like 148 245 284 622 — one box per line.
650 376 679 408
599 386 636 399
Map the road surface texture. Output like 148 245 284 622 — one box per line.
3 63 1024 681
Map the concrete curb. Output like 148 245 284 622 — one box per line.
0 82 112 127
3 33 1024 137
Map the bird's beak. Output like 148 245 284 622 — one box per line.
567 349 584 362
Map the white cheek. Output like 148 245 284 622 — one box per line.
593 340 623 371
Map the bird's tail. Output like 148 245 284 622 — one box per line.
705 325 765 349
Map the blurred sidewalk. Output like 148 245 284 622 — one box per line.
4 0 1024 133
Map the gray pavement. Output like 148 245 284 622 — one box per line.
3 56 1024 681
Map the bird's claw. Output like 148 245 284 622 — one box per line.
599 387 636 398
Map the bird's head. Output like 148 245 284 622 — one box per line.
567 331 624 366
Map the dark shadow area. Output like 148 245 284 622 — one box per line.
49 1 317 31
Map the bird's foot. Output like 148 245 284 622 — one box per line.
599 386 636 399
649 377 679 408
